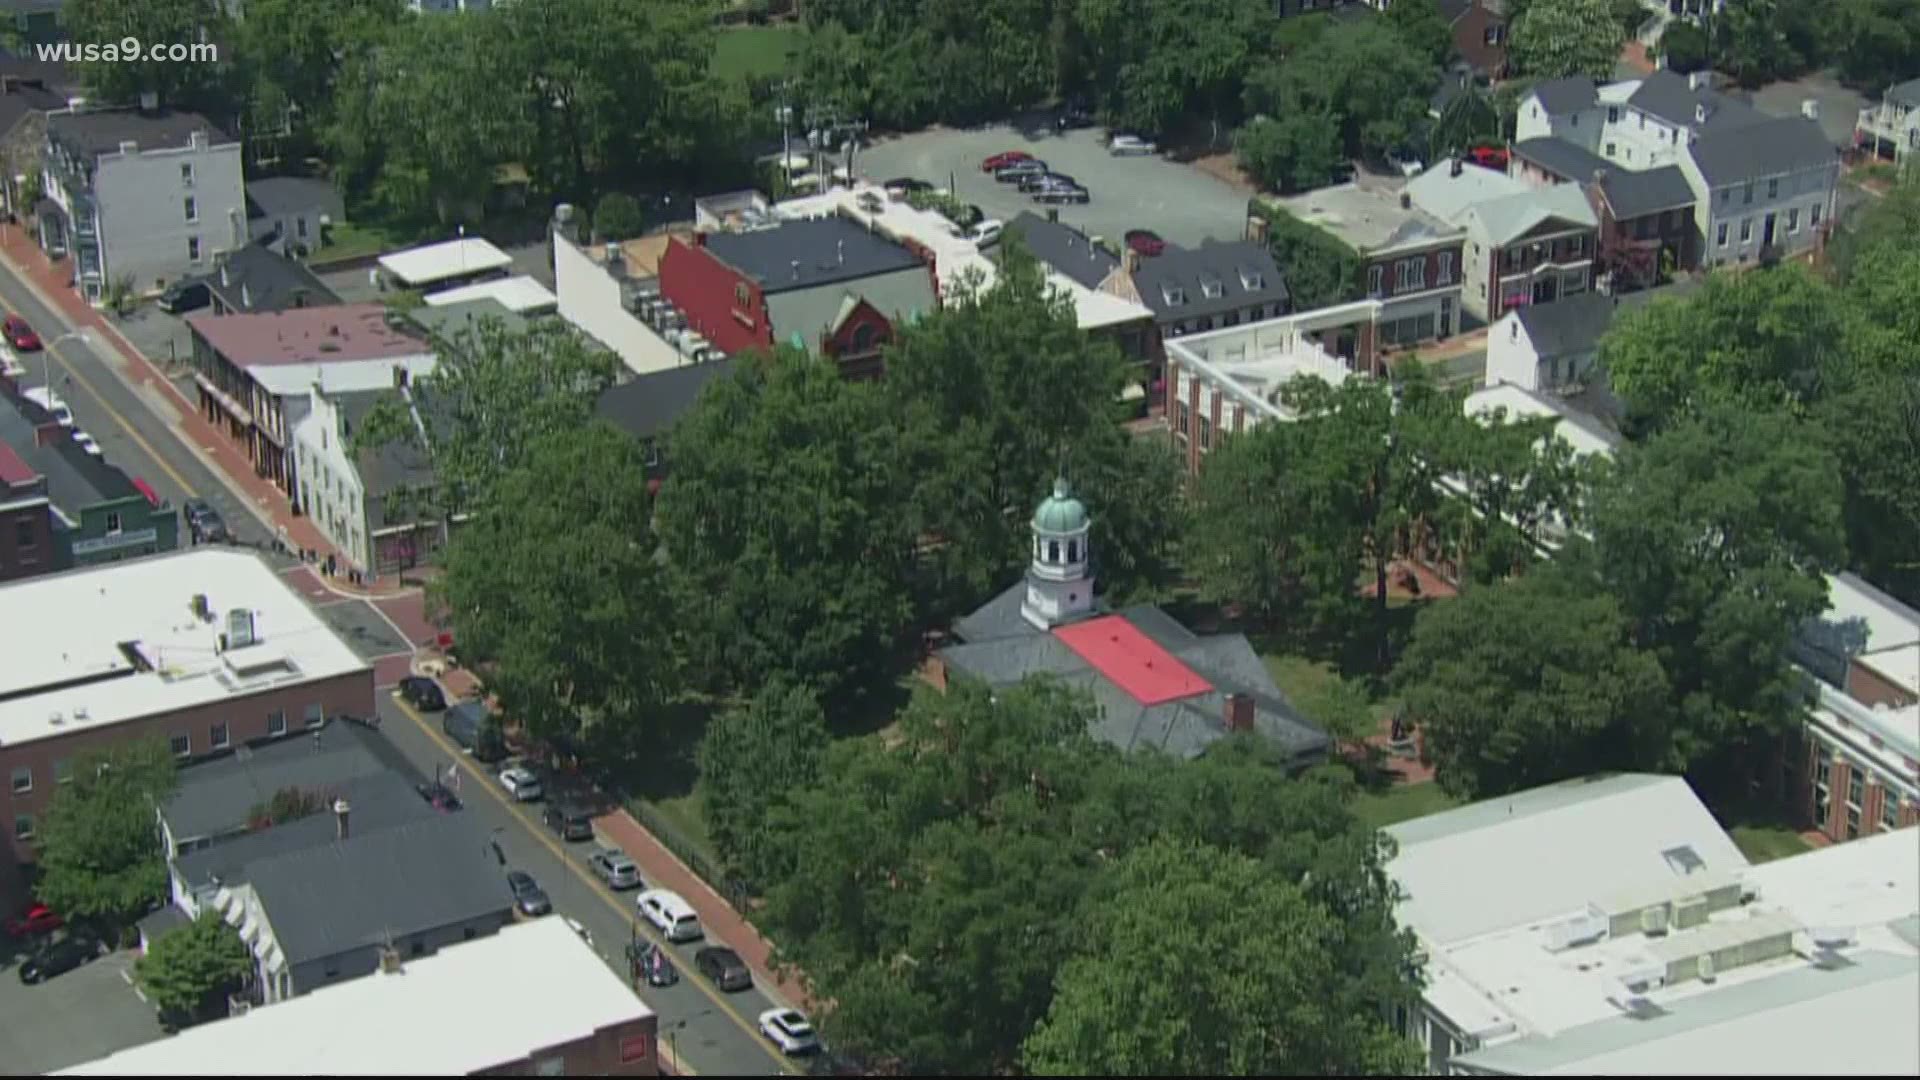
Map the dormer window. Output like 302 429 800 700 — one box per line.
1161 284 1185 306
1238 267 1264 291
1200 276 1225 299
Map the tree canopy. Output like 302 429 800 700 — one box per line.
1509 0 1625 80
135 913 254 1026
35 739 177 926
699 675 830 889
1239 20 1439 187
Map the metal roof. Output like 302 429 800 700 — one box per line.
703 215 922 294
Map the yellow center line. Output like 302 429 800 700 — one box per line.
388 693 800 1077
47 340 199 497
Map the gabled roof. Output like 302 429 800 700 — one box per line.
48 107 232 157
1468 182 1598 246
1597 164 1696 218
1627 70 1766 133
1006 211 1120 290
1130 239 1289 322
1690 115 1839 186
201 243 341 315
594 359 739 441
1890 78 1920 111
171 770 437 891
334 389 435 507
244 176 342 221
1512 293 1615 361
1512 137 1610 183
0 71 64 136
1531 76 1597 115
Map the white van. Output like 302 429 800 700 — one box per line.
21 387 73 427
636 888 703 943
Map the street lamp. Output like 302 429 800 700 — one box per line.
662 1009 712 1075
44 329 88 400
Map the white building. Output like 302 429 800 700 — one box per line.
421 274 556 315
58 918 660 1077
39 104 247 304
1386 773 1920 1075
551 224 699 377
1855 77 1920 170
376 236 513 294
1483 293 1615 394
291 384 441 578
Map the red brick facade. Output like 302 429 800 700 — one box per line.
1846 659 1919 710
0 496 53 581
657 235 772 356
820 296 896 381
1798 729 1918 844
471 1015 658 1077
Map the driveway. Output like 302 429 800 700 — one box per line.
0 944 167 1073
854 125 1251 248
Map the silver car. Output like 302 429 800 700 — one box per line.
588 848 642 890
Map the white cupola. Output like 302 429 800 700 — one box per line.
1021 477 1094 630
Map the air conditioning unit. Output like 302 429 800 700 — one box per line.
1640 904 1670 936
378 947 402 974
1696 953 1716 982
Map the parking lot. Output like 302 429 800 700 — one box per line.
855 124 1251 248
0 942 168 1074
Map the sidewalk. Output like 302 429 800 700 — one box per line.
0 227 404 599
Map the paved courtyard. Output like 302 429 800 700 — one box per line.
854 124 1252 248
0 946 167 1074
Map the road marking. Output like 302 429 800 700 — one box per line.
46 341 199 497
387 693 796 1076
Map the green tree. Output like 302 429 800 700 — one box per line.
1395 564 1672 799
1075 0 1275 139
592 192 646 243
1586 405 1847 788
657 351 915 705
1248 205 1364 310
1816 371 1920 606
1509 0 1625 79
1385 0 1455 67
698 676 829 887
1428 86 1504 163
1829 0 1920 91
35 740 177 926
1023 840 1421 1076
432 424 674 758
1235 111 1343 193
230 0 403 159
1709 0 1805 85
135 912 254 1026
61 0 228 110
1659 18 1710 74
1242 22 1437 163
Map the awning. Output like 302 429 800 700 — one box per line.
194 373 254 426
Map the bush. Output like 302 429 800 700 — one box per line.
592 192 646 243
1246 202 1363 310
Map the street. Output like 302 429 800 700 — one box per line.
375 692 802 1078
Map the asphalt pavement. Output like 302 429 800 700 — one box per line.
373 692 801 1077
0 945 167 1074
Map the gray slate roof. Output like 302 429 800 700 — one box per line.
49 107 232 157
595 359 739 442
1006 211 1119 290
1131 239 1289 323
335 389 436 513
1512 137 1610 183
1532 76 1597 115
202 243 340 315
172 770 437 890
0 70 65 136
244 812 508 967
704 216 922 294
163 721 393 842
1890 78 1920 111
1628 69 1766 133
244 176 343 222
406 298 532 343
1690 114 1838 186
1515 293 1616 360
1598 164 1695 218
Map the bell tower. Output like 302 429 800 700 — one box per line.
1021 477 1094 630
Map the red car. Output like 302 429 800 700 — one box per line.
3 314 41 352
1124 229 1166 258
5 903 63 938
1465 144 1510 171
980 150 1033 172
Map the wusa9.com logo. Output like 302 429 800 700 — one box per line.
36 38 219 64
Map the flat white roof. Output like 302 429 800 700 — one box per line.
58 918 654 1076
247 352 438 398
775 184 1154 331
1818 573 1920 695
0 550 368 748
377 237 513 287
423 275 558 314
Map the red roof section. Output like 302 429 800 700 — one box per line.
1053 615 1213 706
186 303 428 368
0 440 40 487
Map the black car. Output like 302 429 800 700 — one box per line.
399 676 447 712
882 177 933 195
443 701 506 763
414 780 461 812
1017 172 1076 193
506 870 551 917
18 935 101 985
182 498 229 544
993 159 1049 182
158 279 210 314
544 803 593 842
1056 101 1095 131
694 946 753 992
1032 185 1091 205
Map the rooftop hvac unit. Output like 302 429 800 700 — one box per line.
1641 904 1670 936
1810 926 1856 949
1696 953 1716 982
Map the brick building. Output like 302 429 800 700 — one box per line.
1 549 374 896
1406 160 1600 322
1511 137 1698 289
1270 183 1469 350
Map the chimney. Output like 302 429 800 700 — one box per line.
1688 71 1709 92
1123 248 1141 274
1399 192 1412 210
1801 98 1820 121
1592 167 1608 186
138 90 159 113
692 230 707 248
790 259 801 280
240 281 251 310
837 239 845 265
333 797 350 841
220 261 229 288
1450 158 1464 178
1047 208 1060 223
1223 693 1255 733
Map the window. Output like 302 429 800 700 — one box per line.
1742 182 1753 204
1845 804 1861 840
1367 265 1385 296
1787 207 1800 232
210 722 229 750
1569 235 1585 256
1739 218 1753 242
1606 142 1617 157
1885 794 1901 832
183 196 197 223
9 766 29 795
1639 113 1646 130
1767 178 1778 199
1198 415 1212 451
1437 253 1453 285
180 162 193 186
1175 400 1189 437
1066 540 1078 562
1404 257 1425 289
169 732 190 758
188 236 201 261
13 814 32 841
1047 540 1060 562
1716 222 1729 247
1848 771 1864 808
304 703 324 728
1485 25 1500 46
54 759 71 785
1608 106 1620 123
296 216 309 239
14 518 32 548
104 511 122 535
1810 202 1822 226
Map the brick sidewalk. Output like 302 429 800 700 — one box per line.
592 808 817 1016
0 227 405 597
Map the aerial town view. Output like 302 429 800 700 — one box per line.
0 0 1916 1075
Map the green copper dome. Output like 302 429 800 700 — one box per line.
1033 477 1089 534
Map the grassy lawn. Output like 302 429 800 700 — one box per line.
313 220 418 265
712 24 803 82
614 701 723 874
1353 782 1462 829
1728 822 1814 864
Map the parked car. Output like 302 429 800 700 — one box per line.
498 765 543 802
1055 103 1094 131
4 903 63 939
506 870 551 917
994 159 1049 182
980 150 1033 172
636 888 703 943
1032 185 1091 205
72 430 102 458
3 314 41 352
414 780 461 812
695 946 753 992
17 935 101 985
443 701 506 763
882 177 933 197
544 802 593 842
759 1008 822 1055
1466 144 1509 170
1124 229 1166 257
1109 134 1157 156
158 279 210 314
588 848 642 890
181 498 229 544
21 387 73 428
1017 171 1076 193
398 676 447 712
971 219 1005 247
627 940 679 987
